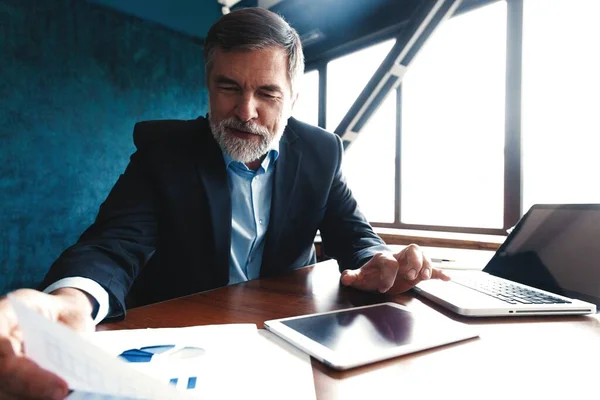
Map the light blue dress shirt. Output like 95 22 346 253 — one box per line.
223 146 279 285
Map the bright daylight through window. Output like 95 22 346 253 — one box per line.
401 1 507 229
521 0 600 212
294 0 599 232
292 69 319 127
327 40 396 222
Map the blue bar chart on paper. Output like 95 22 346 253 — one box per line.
87 324 315 399
119 345 205 391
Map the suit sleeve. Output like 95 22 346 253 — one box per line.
41 124 159 319
318 135 392 272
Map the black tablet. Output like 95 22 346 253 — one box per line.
264 302 478 370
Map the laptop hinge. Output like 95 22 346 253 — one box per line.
514 309 592 314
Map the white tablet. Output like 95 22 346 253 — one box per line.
264 302 478 370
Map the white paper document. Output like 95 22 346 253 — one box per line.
10 296 316 399
86 325 316 399
9 296 188 399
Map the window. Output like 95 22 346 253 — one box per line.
343 94 397 222
401 2 507 229
521 0 600 212
311 0 598 235
292 69 319 126
326 39 395 131
325 40 397 222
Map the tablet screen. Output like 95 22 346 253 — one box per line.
281 303 422 353
267 302 478 370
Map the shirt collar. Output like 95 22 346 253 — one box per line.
222 141 280 173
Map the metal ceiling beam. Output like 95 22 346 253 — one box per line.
335 0 464 148
258 0 285 8
218 0 243 14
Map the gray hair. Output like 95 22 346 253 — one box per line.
203 7 305 95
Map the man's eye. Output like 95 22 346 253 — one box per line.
261 92 277 99
220 86 238 92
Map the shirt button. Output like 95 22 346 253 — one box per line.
259 219 263 225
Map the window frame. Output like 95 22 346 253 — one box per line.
305 0 524 236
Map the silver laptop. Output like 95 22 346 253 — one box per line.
414 204 599 317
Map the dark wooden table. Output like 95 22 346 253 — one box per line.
100 260 600 399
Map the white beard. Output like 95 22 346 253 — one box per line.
209 116 287 163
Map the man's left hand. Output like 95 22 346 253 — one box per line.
340 244 450 294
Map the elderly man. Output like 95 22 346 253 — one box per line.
0 7 448 399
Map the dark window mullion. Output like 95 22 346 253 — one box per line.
318 63 327 129
395 85 402 225
504 0 524 230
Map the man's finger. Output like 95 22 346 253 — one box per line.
340 268 360 286
376 255 400 293
402 245 424 281
0 337 14 360
0 298 16 338
431 268 451 281
341 261 378 291
419 254 433 280
0 338 68 399
342 254 399 293
0 355 68 400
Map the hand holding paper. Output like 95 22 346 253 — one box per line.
8 294 189 399
4 294 316 399
0 288 97 400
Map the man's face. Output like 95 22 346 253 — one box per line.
207 46 297 163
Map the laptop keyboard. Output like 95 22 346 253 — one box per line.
452 275 572 305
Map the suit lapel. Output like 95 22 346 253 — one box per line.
195 127 231 284
261 126 302 276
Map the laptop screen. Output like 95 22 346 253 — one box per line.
483 204 600 306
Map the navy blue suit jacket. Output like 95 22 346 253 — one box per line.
42 116 387 319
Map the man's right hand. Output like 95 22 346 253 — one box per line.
0 288 95 400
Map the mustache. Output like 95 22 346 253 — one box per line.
218 118 269 137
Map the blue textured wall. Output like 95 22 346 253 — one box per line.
0 0 220 294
